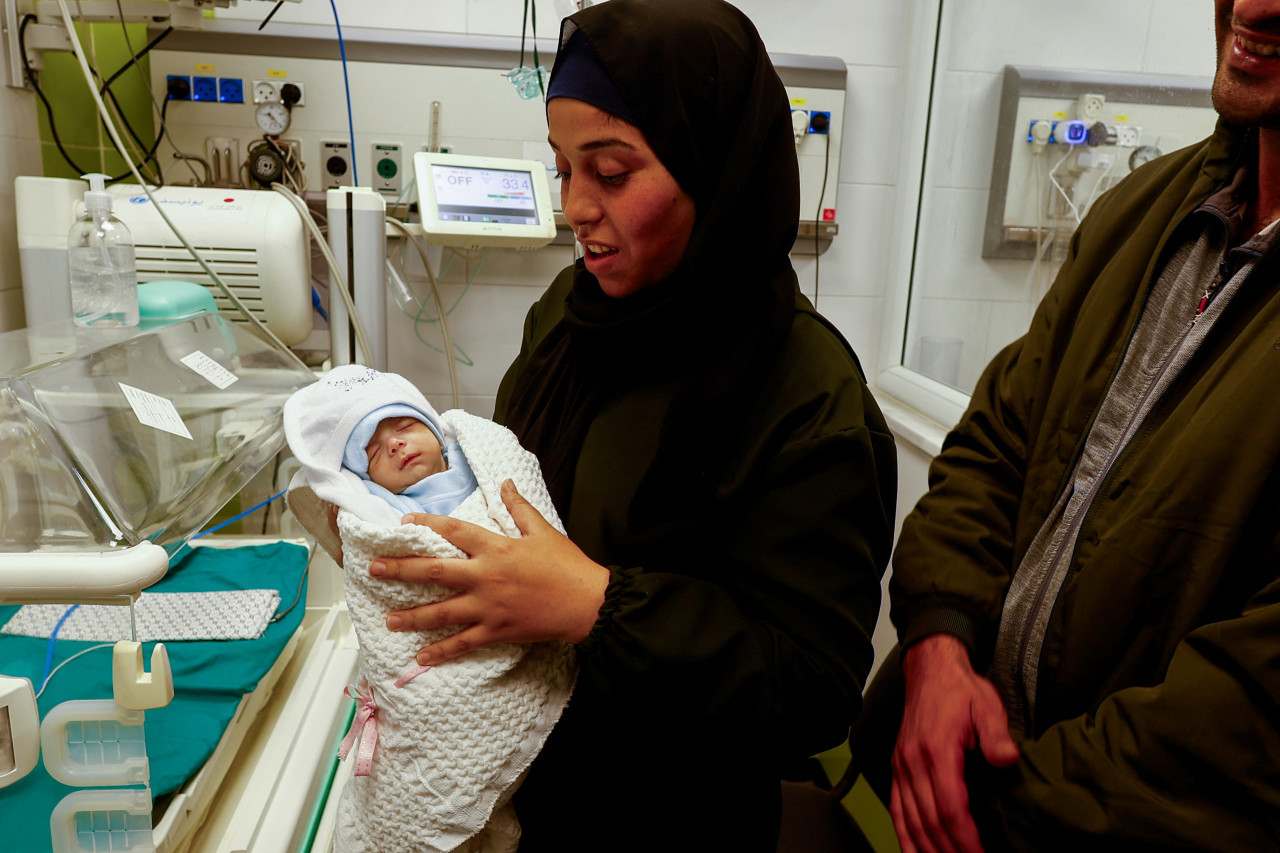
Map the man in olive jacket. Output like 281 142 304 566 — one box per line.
884 1 1280 850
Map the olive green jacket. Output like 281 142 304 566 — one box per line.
892 120 1280 849
495 268 896 852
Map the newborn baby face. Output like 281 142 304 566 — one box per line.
365 416 446 493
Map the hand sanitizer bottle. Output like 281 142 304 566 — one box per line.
68 173 138 327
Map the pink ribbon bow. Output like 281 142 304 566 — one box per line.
338 680 379 776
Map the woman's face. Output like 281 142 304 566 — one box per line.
548 98 696 299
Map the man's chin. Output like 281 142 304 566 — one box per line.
1212 77 1280 129
1214 105 1280 131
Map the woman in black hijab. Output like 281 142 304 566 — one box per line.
375 0 896 848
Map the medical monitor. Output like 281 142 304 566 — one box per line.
413 152 556 250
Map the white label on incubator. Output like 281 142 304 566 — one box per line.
180 351 238 389
120 383 193 440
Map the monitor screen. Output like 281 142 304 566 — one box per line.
413 152 557 250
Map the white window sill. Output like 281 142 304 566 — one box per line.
873 368 961 458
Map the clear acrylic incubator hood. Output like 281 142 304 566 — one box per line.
0 314 316 602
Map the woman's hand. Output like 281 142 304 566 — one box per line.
371 479 610 665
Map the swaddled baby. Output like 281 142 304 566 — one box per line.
344 403 478 518
283 365 575 853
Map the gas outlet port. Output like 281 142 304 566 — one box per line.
321 140 353 189
372 143 402 196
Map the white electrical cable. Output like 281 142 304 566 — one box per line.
54 0 306 369
1047 145 1082 225
384 218 460 409
1022 228 1055 301
1028 153 1047 296
1075 150 1120 221
35 643 113 699
268 183 377 367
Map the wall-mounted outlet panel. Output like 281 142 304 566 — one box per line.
321 140 353 189
983 66 1217 259
372 143 402 196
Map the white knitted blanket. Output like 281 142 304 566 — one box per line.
288 409 576 853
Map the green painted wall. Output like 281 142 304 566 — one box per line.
34 20 157 181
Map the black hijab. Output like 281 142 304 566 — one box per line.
502 0 801 527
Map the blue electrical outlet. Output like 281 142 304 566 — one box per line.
808 110 832 134
192 76 218 102
218 78 244 104
166 75 191 100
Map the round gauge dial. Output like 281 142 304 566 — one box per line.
255 102 291 135
1129 145 1162 171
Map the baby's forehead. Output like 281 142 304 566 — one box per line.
365 415 425 447
378 415 423 429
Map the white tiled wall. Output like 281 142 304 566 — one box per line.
0 84 42 332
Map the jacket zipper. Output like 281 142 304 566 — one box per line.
1194 260 1231 319
1013 308 1195 717
1043 140 1250 504
1014 209 1244 730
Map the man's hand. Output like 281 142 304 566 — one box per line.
369 480 609 665
890 634 1020 853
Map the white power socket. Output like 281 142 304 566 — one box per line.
1076 92 1106 121
791 109 809 146
253 79 306 106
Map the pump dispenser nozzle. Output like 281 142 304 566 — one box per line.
81 173 113 215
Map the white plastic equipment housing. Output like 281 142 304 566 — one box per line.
413 151 556 250
0 542 169 604
0 675 39 789
113 641 175 711
40 699 149 787
50 788 156 853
